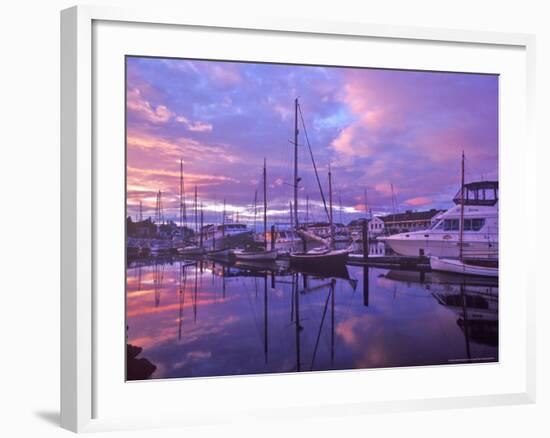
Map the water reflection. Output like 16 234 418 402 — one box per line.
126 258 498 380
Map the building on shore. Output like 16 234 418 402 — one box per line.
368 217 385 236
380 208 443 235
347 217 385 238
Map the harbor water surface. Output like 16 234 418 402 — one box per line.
126 256 498 380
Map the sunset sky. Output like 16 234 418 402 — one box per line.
126 56 498 227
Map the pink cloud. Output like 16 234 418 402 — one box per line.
175 116 213 132
330 76 398 162
404 196 432 207
331 125 361 156
127 87 213 132
127 88 174 123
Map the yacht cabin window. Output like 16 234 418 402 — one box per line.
443 219 460 231
431 218 485 231
464 218 485 231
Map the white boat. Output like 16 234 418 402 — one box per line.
271 229 303 254
381 181 498 258
234 248 278 261
430 256 498 277
202 223 253 251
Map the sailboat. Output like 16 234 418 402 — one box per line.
175 161 205 256
234 159 278 261
288 98 349 269
430 153 498 277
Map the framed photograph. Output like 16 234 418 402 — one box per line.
61 5 536 433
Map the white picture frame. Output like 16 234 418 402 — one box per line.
61 4 537 433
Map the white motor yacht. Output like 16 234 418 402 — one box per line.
381 181 498 258
202 222 253 251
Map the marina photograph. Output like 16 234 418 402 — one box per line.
125 56 499 380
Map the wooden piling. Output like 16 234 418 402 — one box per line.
362 220 369 260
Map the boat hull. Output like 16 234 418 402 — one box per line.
289 249 349 270
430 256 498 277
384 237 497 258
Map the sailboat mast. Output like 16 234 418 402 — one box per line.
222 199 226 239
253 190 258 234
459 151 465 260
390 183 396 215
263 158 268 250
179 160 184 232
294 98 299 229
306 194 309 226
194 185 198 236
364 188 368 219
339 192 343 225
200 202 204 248
155 190 164 225
155 191 159 224
328 164 335 250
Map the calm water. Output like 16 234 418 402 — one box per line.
126 256 498 380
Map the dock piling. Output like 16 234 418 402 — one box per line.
362 220 369 260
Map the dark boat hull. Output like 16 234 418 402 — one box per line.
289 249 349 270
